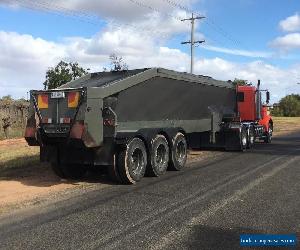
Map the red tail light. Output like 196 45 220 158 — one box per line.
41 117 52 124
38 94 48 109
25 127 36 138
60 117 71 124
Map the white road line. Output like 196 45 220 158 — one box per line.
84 154 291 250
152 155 299 250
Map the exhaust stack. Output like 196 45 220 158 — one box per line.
256 80 262 120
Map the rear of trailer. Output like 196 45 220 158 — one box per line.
25 68 246 183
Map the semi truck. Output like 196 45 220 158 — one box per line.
25 68 273 184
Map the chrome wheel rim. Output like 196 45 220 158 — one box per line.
156 144 167 167
176 141 186 163
130 148 144 175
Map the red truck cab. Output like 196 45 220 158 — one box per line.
237 83 273 143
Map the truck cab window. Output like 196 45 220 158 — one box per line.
237 92 244 102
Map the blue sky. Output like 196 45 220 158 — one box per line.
0 0 299 102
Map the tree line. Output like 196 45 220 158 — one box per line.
272 94 300 117
43 54 128 90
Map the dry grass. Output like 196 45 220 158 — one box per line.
272 117 300 135
0 126 25 140
0 139 40 178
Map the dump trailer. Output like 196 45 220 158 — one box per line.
25 68 270 184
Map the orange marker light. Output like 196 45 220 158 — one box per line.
38 94 48 109
68 92 79 108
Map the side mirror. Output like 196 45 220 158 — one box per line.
266 91 270 104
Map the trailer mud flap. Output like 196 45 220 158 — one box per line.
40 145 58 163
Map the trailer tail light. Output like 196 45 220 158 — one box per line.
25 127 36 138
41 117 52 124
68 92 80 108
37 94 48 109
60 117 71 124
70 121 84 139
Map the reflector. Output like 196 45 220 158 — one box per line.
60 117 71 124
42 117 52 124
38 94 48 109
68 92 79 108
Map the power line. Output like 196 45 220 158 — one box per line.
6 0 173 39
160 0 245 48
161 0 280 68
127 0 182 21
8 0 101 24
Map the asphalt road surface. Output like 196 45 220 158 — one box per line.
0 132 299 250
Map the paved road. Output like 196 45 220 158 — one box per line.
0 132 299 250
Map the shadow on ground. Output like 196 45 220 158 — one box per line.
0 155 116 187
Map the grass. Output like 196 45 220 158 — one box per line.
272 117 300 134
0 142 40 178
0 126 25 140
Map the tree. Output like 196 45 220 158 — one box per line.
109 54 128 71
0 95 13 108
232 78 251 86
272 94 300 117
43 61 88 90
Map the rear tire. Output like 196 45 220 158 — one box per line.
240 126 247 151
147 134 169 177
51 163 66 179
264 125 272 143
107 155 122 183
247 126 255 149
169 132 187 171
117 138 147 184
61 164 87 180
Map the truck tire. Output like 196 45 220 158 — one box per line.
169 132 187 171
247 127 255 149
61 164 87 180
117 138 147 184
51 163 66 179
147 134 169 177
240 126 247 151
264 125 272 143
107 155 122 183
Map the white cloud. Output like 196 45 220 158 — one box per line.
202 45 271 58
270 33 300 51
0 31 65 98
279 13 300 32
0 0 192 37
0 29 299 103
61 0 192 21
194 58 300 102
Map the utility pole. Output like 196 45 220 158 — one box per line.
181 13 205 74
